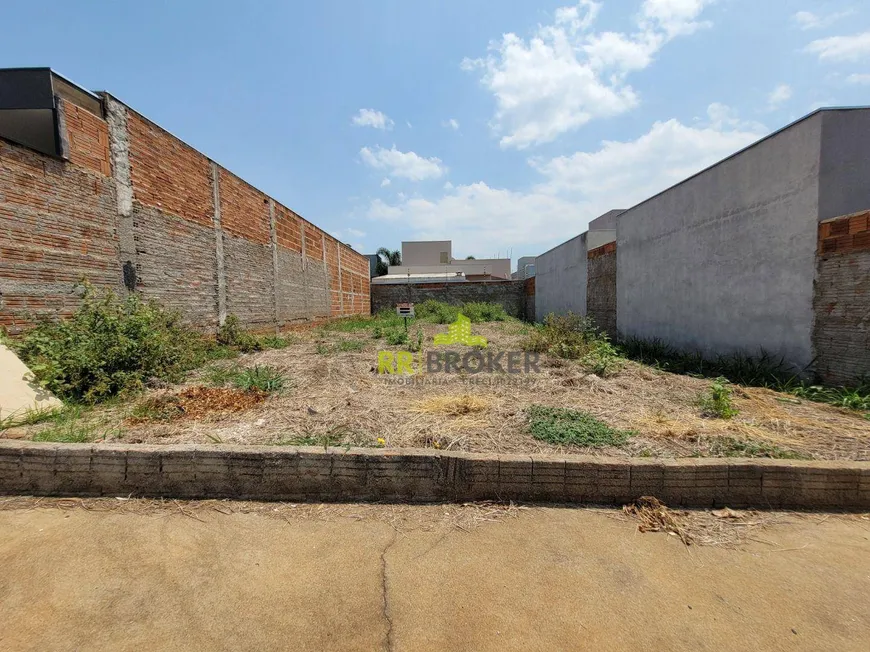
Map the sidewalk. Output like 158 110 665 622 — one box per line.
0 502 868 651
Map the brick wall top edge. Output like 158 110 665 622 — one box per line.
103 94 364 261
819 209 870 224
3 440 870 471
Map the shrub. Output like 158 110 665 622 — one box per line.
698 378 739 419
13 288 208 403
217 315 262 353
527 405 633 447
461 301 508 322
415 299 458 324
521 312 622 376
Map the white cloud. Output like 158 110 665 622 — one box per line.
846 73 870 84
366 104 765 254
444 118 460 130
793 10 853 30
351 108 394 130
806 31 870 62
766 83 793 110
462 0 715 148
360 146 446 181
380 177 391 187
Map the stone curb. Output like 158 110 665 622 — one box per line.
1 441 869 509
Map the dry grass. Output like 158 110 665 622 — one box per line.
0 496 526 533
620 496 792 548
7 321 869 459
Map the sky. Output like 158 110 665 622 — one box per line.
2 1 869 265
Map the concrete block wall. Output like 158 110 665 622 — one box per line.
586 242 617 336
370 281 528 319
0 89 370 333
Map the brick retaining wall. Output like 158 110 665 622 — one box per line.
1 442 868 510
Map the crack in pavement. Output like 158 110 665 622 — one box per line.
380 528 399 652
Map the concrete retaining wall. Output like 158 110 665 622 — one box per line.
1 442 868 510
371 281 528 319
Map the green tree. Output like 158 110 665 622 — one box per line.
375 247 401 276
465 255 476 260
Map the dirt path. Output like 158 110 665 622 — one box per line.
0 502 868 651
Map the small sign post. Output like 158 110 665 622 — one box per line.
396 303 414 332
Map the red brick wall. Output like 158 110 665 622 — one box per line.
0 139 120 332
275 204 303 253
219 169 270 245
818 210 870 254
127 111 213 228
1 92 371 331
813 211 870 383
62 99 110 177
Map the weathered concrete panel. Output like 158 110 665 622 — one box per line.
617 113 823 370
535 232 587 322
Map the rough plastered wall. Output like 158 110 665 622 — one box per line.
0 106 119 333
534 232 587 322
1 88 370 333
586 242 617 336
813 211 870 384
617 112 823 370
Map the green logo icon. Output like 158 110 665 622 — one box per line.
433 313 487 348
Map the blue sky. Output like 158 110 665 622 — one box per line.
2 1 869 264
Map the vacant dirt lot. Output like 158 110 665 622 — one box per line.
1 498 869 651
6 321 870 460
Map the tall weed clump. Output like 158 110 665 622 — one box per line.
522 313 623 377
13 288 209 403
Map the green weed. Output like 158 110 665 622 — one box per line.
385 329 409 346
335 340 365 353
29 406 117 443
706 436 808 460
698 378 739 419
203 363 286 393
619 336 870 413
232 365 286 393
526 405 633 447
522 313 623 376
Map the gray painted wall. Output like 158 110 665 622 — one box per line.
535 232 588 322
617 112 824 370
819 110 870 221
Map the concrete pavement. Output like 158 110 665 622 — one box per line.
0 502 868 651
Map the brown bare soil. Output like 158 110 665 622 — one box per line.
7 321 870 459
